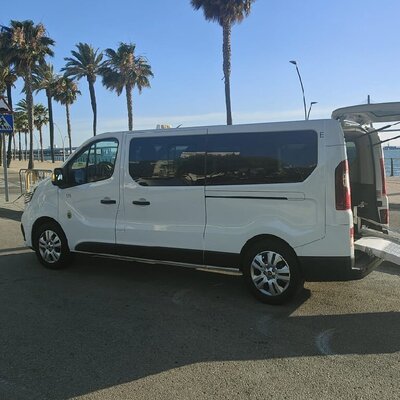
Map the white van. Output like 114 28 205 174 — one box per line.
21 103 400 304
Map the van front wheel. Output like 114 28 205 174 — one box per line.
243 240 302 305
34 222 70 269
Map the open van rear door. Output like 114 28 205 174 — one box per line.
333 102 400 267
332 102 400 124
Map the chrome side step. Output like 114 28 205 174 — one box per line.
73 250 242 275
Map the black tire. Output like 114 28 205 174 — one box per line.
242 240 303 305
33 221 71 269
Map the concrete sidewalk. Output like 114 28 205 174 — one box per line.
387 177 400 205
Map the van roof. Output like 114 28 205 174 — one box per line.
100 118 337 137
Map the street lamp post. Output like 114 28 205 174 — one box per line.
64 135 69 158
289 60 308 120
33 133 40 161
307 101 318 120
53 122 65 162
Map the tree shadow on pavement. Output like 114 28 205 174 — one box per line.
0 252 399 399
0 207 23 222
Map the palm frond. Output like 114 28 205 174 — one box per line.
100 41 153 94
191 0 255 25
62 42 104 83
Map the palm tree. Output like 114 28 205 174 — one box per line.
33 103 49 162
191 0 255 125
17 99 48 162
32 62 58 163
16 99 29 160
0 59 18 166
0 20 54 169
53 76 80 153
63 43 103 136
14 110 28 161
100 42 153 130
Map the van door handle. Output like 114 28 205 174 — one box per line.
101 198 116 204
132 200 150 206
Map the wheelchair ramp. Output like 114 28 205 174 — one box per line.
355 236 400 265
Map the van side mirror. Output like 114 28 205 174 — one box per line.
52 167 66 188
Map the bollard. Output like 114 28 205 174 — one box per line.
391 158 394 177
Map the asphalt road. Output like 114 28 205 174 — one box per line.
0 170 399 399
0 204 399 400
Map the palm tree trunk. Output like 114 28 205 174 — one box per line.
39 127 44 162
13 134 16 160
66 103 72 153
6 83 13 167
25 67 35 169
18 132 22 161
126 84 133 131
46 89 55 163
222 21 233 126
24 133 27 161
88 79 97 136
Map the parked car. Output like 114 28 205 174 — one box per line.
21 103 400 304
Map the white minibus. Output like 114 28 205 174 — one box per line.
21 102 400 304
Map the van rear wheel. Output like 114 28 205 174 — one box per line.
34 222 70 269
243 240 303 305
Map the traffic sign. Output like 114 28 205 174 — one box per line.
0 96 12 114
0 96 12 202
0 113 13 133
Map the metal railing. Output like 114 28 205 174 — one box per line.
386 158 400 177
19 169 53 202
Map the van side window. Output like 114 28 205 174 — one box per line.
68 139 119 186
206 131 317 185
129 135 206 186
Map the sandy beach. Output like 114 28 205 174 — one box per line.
2 159 63 173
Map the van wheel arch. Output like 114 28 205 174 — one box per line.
240 235 299 272
31 217 69 251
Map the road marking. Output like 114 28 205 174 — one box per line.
315 328 336 355
0 247 31 256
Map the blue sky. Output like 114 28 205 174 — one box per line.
3 0 400 147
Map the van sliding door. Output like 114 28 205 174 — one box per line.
115 131 207 264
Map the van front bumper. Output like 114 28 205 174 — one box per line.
21 223 26 242
20 210 33 248
299 252 383 281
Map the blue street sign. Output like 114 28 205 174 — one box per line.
0 113 13 133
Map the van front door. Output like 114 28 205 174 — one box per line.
58 138 120 251
116 131 207 265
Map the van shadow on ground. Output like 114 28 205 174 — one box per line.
0 252 399 399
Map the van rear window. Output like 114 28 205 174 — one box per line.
206 130 318 185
